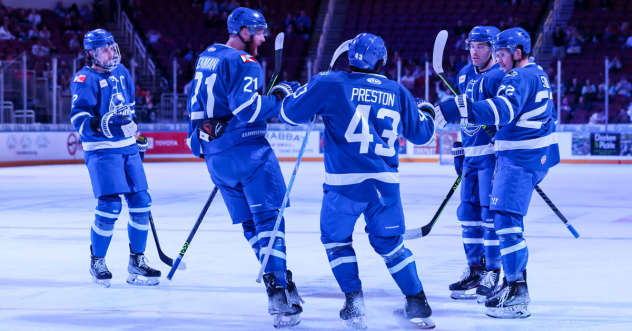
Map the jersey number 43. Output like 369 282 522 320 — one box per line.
344 104 400 157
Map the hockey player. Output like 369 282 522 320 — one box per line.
434 27 560 318
185 7 302 328
450 26 504 302
279 33 436 329
70 29 160 288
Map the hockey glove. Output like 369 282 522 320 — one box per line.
415 98 435 118
452 141 464 176
100 113 137 138
137 135 148 161
198 118 228 142
270 81 300 100
434 95 471 129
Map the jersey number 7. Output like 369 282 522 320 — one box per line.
344 104 400 157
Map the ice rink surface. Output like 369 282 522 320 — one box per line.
1 161 631 331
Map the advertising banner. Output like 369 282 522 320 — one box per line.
267 130 320 158
0 132 84 162
590 133 620 156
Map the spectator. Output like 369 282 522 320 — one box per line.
69 34 80 51
619 22 631 42
561 96 572 113
146 29 162 44
567 96 591 122
284 13 294 31
27 9 41 26
28 26 39 40
219 0 230 13
54 1 67 18
588 110 605 124
39 25 51 40
401 68 415 89
183 43 195 61
32 39 50 56
552 26 566 58
615 76 632 97
296 21 308 39
582 79 597 102
412 65 424 80
551 74 566 95
622 35 632 50
612 108 630 123
295 10 311 30
144 91 155 122
68 3 80 17
254 0 267 13
62 14 76 35
609 56 623 74
227 0 240 12
454 20 468 35
285 23 294 37
80 4 93 21
436 81 454 102
596 84 607 102
0 21 14 40
455 33 467 51
204 0 218 14
568 77 583 98
602 24 617 43
567 28 582 54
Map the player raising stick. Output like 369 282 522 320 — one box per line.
70 29 159 288
434 27 560 319
279 33 436 330
185 7 302 328
449 26 504 302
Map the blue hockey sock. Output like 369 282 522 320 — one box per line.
482 207 501 270
322 236 361 293
91 195 122 257
370 234 422 296
125 191 151 254
495 211 528 282
254 210 287 287
242 220 260 260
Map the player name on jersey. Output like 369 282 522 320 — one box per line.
350 88 395 107
196 56 220 71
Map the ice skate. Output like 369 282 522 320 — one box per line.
340 290 367 330
476 269 500 304
127 245 161 286
90 245 112 288
263 272 303 328
449 264 485 299
393 290 435 329
485 279 531 319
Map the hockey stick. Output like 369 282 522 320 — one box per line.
149 212 186 270
433 30 579 238
403 175 462 240
167 187 219 280
265 32 284 95
256 39 352 283
169 33 287 281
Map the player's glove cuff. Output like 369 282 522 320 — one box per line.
270 81 300 100
452 142 464 156
415 98 435 118
137 135 148 153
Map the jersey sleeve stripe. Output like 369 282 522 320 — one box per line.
280 100 298 125
485 99 500 126
247 94 262 123
324 172 399 185
464 144 495 157
71 111 91 124
82 137 136 151
494 132 558 151
190 111 205 120
498 96 514 122
232 92 258 115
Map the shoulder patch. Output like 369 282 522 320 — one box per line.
459 75 466 84
99 80 108 88
507 70 518 77
240 54 257 64
73 75 87 83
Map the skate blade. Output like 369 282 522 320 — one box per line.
476 295 488 304
273 313 301 328
344 316 367 330
486 305 531 319
92 276 111 288
450 290 477 300
126 274 159 286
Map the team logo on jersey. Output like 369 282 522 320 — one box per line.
507 70 518 77
240 54 257 63
367 78 381 85
459 75 466 84
541 155 547 164
99 80 108 88
73 75 87 83
208 47 216 52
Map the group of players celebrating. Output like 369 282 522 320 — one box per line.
69 6 559 329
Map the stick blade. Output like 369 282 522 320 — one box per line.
328 39 352 71
432 30 449 74
275 32 285 51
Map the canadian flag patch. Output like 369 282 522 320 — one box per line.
240 54 257 63
73 75 87 83
459 75 466 84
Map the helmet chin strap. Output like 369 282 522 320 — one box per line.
476 55 493 73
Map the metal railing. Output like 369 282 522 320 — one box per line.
533 0 566 61
159 93 189 123
313 0 337 74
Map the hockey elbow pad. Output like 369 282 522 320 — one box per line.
136 135 148 161
198 118 228 142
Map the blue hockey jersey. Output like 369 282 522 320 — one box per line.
186 44 282 157
456 63 500 169
70 65 137 154
279 71 435 204
468 63 560 170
